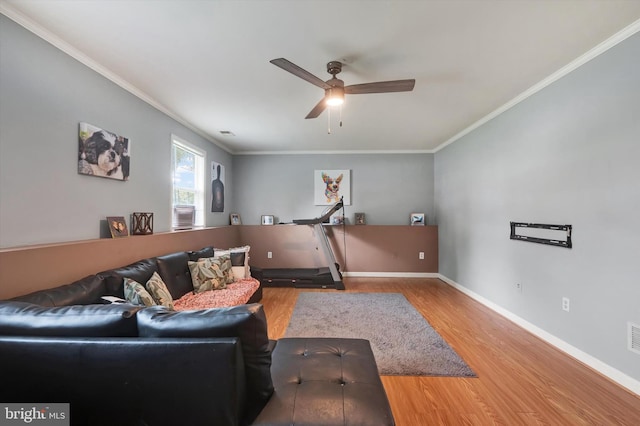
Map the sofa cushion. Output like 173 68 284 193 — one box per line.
187 246 214 261
10 275 107 307
99 258 158 298
137 303 273 423
156 251 193 300
0 301 142 337
124 278 157 307
0 336 245 426
145 272 174 310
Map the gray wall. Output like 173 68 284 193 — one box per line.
0 16 232 248
3 8 637 386
232 153 434 225
435 33 640 381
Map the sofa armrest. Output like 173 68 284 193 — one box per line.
9 275 107 306
0 336 245 426
0 301 141 337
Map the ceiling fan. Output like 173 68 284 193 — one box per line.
270 58 415 119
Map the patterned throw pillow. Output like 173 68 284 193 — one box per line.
216 246 250 281
145 272 174 310
217 255 235 284
188 258 226 293
124 278 157 307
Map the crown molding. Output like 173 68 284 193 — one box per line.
235 149 435 156
1 3 232 154
433 18 640 153
3 3 638 157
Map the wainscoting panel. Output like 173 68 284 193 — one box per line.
0 227 240 299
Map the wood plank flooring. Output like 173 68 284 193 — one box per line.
260 277 640 425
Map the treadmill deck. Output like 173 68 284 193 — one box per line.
253 267 344 290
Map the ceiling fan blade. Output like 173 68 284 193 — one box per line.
270 58 332 90
345 79 415 94
305 97 328 119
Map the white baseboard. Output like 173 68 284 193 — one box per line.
342 272 440 278
438 274 640 396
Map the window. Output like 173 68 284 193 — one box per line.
171 136 205 228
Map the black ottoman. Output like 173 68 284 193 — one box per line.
252 338 395 426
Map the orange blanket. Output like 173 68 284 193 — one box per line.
173 278 260 311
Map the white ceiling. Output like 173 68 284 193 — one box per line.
2 0 640 154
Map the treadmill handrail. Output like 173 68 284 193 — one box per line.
293 198 343 225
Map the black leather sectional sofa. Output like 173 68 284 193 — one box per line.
0 246 395 426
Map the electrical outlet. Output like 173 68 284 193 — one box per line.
516 283 523 293
419 252 425 260
562 297 570 312
267 251 272 259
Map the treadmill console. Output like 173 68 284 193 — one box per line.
293 198 344 225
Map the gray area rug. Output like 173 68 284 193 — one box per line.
284 292 476 377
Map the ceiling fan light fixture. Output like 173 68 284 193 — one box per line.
270 58 414 120
326 87 344 106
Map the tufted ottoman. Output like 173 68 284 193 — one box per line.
252 337 395 426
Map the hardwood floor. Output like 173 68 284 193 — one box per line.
260 277 640 425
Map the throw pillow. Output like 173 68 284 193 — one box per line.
145 272 174 310
217 255 235 284
216 245 251 281
124 278 157 307
188 258 226 293
232 246 251 280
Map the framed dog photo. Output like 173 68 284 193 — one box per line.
107 216 129 238
230 213 241 225
355 212 366 225
314 169 351 206
410 213 426 226
78 122 130 181
331 215 345 225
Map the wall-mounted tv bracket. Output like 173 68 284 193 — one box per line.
510 222 572 248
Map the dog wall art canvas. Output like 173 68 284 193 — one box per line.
78 122 130 181
314 169 351 205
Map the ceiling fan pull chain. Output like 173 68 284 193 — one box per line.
327 107 331 134
340 105 343 127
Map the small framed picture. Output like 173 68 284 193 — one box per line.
355 212 366 225
410 213 425 226
261 215 274 225
106 216 129 238
331 215 345 225
230 213 241 225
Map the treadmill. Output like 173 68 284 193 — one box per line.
253 199 345 290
